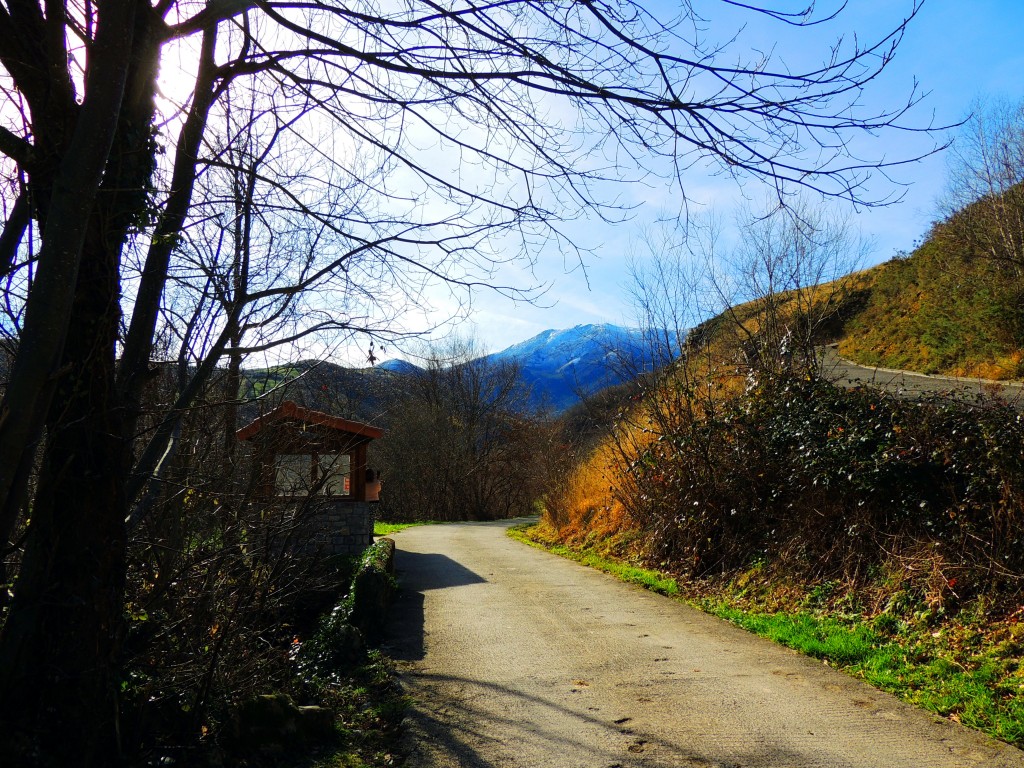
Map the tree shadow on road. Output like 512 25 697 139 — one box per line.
398 672 825 768
385 550 487 662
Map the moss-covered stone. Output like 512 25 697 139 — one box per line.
350 538 396 644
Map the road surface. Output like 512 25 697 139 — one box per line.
384 521 1024 767
819 346 1024 406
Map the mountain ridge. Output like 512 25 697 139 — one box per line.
478 323 651 411
253 323 654 417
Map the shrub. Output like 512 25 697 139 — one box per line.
582 370 1024 584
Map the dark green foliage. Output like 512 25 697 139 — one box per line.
295 602 368 690
621 375 1024 582
349 539 396 644
225 693 336 756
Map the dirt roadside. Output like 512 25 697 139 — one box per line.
383 520 1024 768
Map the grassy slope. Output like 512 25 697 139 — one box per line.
837 215 1024 379
676 187 1024 380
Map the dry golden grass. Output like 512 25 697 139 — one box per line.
546 431 633 544
954 350 1024 381
548 352 749 550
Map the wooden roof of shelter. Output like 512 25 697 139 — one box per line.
236 400 383 443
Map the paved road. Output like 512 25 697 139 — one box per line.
819 346 1024 407
384 521 1024 768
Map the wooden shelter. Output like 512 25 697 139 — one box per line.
236 401 384 556
237 400 383 502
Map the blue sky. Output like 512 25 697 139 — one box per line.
445 0 1024 356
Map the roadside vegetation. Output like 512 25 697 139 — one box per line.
296 652 408 768
214 539 406 768
110 395 409 768
532 103 1024 748
373 521 435 536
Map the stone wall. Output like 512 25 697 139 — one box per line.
292 499 374 557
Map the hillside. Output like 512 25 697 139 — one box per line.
665 190 1024 382
836 199 1024 379
240 360 400 424
638 179 1024 382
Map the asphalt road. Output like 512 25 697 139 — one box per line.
818 346 1024 406
384 521 1024 768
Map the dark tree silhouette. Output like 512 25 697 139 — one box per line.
0 0 938 762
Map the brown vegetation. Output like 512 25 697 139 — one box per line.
542 161 1024 624
376 340 549 523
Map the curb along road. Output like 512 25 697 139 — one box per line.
819 346 1024 408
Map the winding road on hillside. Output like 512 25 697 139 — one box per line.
384 521 1024 768
818 346 1024 406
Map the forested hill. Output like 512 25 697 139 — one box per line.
835 185 1024 380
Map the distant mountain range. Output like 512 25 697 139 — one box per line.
378 323 653 412
243 323 655 419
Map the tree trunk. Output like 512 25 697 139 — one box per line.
0 215 127 765
0 4 161 762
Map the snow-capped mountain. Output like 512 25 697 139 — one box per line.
482 323 654 411
370 324 660 413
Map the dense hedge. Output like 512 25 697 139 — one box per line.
619 375 1024 584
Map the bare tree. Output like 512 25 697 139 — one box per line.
628 218 720 367
0 0 941 761
603 219 725 545
715 201 869 377
940 99 1024 278
626 199 866 382
378 337 543 522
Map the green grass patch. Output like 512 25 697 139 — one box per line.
507 524 679 597
701 603 879 665
510 523 1024 747
373 520 439 536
